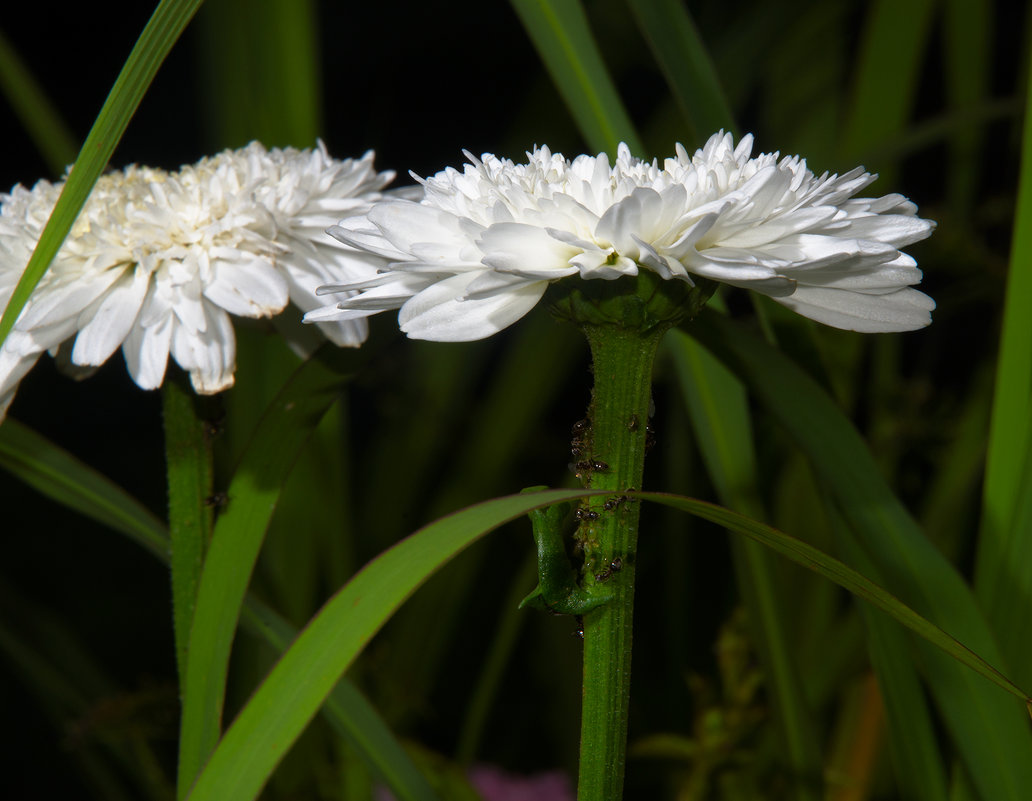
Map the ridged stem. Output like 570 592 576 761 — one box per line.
575 322 667 801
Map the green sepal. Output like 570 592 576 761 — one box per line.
518 487 614 615
546 270 717 333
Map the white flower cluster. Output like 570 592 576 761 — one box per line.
306 132 935 341
0 142 391 418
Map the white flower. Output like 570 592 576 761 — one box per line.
0 142 391 418
305 132 935 341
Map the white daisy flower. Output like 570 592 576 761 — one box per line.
0 142 392 418
305 131 935 341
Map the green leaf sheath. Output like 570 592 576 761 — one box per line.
176 348 348 798
575 323 666 801
0 0 205 349
163 376 216 687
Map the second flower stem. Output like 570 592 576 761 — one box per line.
576 322 667 801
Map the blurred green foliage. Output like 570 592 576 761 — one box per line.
1 0 1028 799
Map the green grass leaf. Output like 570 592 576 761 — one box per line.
509 0 643 155
184 488 595 801
687 310 1032 801
239 597 439 801
176 347 359 798
185 483 1027 801
0 0 205 350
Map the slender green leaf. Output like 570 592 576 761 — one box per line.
509 0 643 155
184 488 596 801
0 0 205 349
176 347 355 798
974 39 1032 675
186 486 1026 801
688 310 1032 801
239 598 439 801
634 491 1028 704
0 418 167 555
626 0 736 142
0 26 78 173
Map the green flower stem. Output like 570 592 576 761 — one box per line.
162 376 216 684
576 322 668 801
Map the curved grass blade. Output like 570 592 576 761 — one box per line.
184 488 597 801
0 26 78 173
0 0 205 349
508 0 643 155
239 597 438 801
176 346 360 797
0 418 167 555
186 483 1027 801
625 0 736 142
633 491 1028 705
687 311 1032 801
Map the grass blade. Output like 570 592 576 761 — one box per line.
634 492 1027 704
0 0 205 349
626 0 736 142
184 488 596 801
176 347 359 797
509 0 643 155
185 482 1028 801
688 310 1032 801
239 598 439 801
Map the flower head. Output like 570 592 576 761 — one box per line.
0 142 391 418
306 132 935 341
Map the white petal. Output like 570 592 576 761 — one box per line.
122 303 173 390
203 258 289 318
72 267 150 366
399 273 546 341
477 222 579 277
775 285 935 332
170 304 236 393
